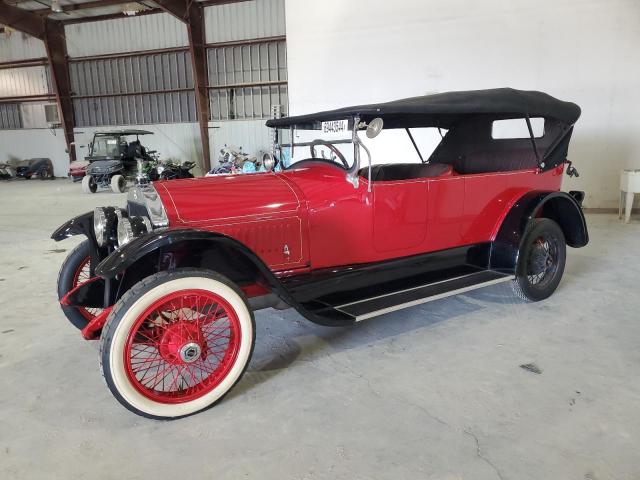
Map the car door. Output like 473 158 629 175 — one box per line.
372 179 428 253
426 175 465 251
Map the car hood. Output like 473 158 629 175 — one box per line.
154 173 302 226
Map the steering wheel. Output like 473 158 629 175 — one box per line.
309 140 349 169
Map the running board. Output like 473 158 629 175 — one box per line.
331 270 514 322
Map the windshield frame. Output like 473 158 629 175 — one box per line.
90 134 124 158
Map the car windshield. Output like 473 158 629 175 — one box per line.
91 136 121 157
277 124 446 169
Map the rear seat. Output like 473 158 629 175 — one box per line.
359 163 453 182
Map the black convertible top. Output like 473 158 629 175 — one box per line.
266 88 581 129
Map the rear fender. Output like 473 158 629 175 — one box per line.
490 191 588 273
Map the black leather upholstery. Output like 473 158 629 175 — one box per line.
359 163 452 182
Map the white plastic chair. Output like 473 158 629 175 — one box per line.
620 169 640 223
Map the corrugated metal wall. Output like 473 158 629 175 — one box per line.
204 0 287 166
208 39 287 120
64 13 189 58
0 0 286 168
69 50 196 126
0 32 46 62
0 65 52 129
0 66 51 98
205 0 285 43
0 103 22 129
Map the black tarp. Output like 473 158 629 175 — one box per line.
266 88 581 129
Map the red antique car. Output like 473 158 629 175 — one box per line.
52 88 587 419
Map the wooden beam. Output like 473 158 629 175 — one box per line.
44 20 76 161
0 0 46 39
155 0 212 172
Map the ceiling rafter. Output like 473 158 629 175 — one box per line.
4 0 145 16
0 0 47 39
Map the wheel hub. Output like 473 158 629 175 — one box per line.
180 342 202 363
158 321 207 365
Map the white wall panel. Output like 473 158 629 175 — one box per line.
65 13 188 58
0 128 68 176
209 119 272 165
205 0 285 43
285 0 640 209
0 32 46 62
0 66 50 97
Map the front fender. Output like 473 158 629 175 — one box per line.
94 229 265 278
51 211 109 277
51 210 94 241
490 191 588 273
95 228 348 327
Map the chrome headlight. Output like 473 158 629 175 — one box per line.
93 207 118 247
117 216 151 247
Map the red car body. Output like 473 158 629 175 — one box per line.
154 162 564 273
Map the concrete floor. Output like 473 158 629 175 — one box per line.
0 178 639 480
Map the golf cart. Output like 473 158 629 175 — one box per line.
79 130 156 194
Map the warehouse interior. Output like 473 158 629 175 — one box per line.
1 1 640 479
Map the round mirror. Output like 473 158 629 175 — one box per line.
262 153 276 172
366 117 384 139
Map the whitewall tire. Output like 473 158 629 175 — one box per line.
110 174 125 193
100 269 255 419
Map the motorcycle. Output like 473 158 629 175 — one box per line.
0 161 16 180
148 158 196 181
206 145 274 176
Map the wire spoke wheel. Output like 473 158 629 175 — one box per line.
124 289 242 404
526 235 559 287
73 256 103 321
512 218 566 302
100 270 255 419
58 240 103 330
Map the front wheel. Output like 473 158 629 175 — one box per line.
100 269 255 419
512 218 566 301
111 174 126 193
57 240 103 329
82 175 97 193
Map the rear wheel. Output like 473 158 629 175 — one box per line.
100 269 255 419
82 175 97 193
111 174 126 193
40 165 53 180
57 240 103 329
512 218 566 301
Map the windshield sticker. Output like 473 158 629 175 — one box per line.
322 120 349 134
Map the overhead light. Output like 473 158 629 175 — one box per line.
121 3 145 16
51 0 63 13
